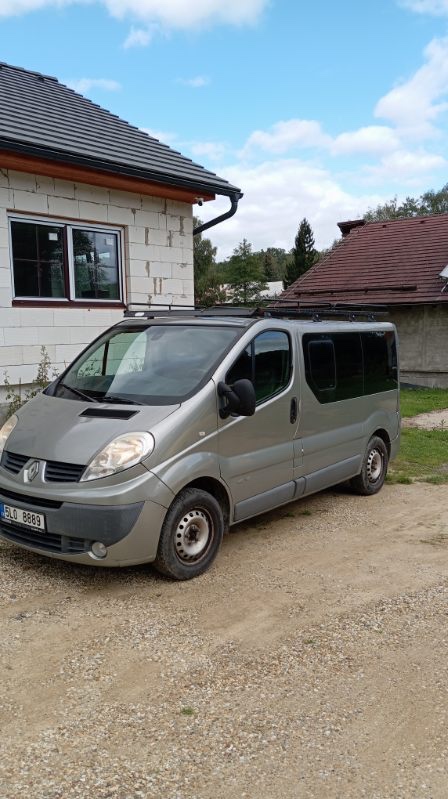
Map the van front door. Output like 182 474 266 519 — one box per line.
217 329 299 522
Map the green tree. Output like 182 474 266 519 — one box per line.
193 218 226 307
225 238 268 304
284 218 318 288
364 183 448 222
257 247 291 281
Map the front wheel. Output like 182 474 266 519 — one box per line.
154 488 224 580
350 436 389 496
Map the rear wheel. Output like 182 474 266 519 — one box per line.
350 436 388 496
154 488 224 580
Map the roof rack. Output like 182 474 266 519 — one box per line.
124 303 262 319
124 303 388 322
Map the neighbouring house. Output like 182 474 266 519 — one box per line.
278 215 448 387
0 61 241 414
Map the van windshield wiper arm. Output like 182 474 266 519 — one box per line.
99 394 144 406
58 381 98 403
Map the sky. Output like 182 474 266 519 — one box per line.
1 0 448 257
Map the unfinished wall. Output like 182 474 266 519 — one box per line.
0 168 194 412
392 305 448 387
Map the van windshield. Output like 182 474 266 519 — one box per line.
53 324 241 405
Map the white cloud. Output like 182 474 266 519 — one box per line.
375 37 448 136
122 25 154 48
198 159 386 258
66 77 122 94
177 75 211 88
189 140 228 161
243 119 330 155
0 0 268 27
362 148 446 184
400 0 448 14
331 126 401 156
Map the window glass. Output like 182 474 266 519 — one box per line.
362 331 398 394
73 229 120 300
11 221 64 298
57 325 240 404
332 333 363 401
304 337 336 398
253 330 291 402
226 330 291 404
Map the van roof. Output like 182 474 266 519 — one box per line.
117 315 395 333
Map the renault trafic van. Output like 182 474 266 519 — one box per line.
0 308 399 580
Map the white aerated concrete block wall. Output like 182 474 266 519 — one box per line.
0 168 194 410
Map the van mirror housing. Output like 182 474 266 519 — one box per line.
218 379 256 419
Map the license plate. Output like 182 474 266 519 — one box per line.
0 502 46 531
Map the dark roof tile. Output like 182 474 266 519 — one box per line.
0 62 240 197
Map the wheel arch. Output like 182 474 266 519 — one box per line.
181 476 231 530
372 428 391 457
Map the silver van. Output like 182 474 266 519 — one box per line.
0 308 400 580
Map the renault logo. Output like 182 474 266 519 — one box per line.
26 461 40 482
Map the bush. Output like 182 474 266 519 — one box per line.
3 346 57 419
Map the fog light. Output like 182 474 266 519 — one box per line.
91 541 107 559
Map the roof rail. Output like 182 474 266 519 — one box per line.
124 303 263 319
124 303 388 322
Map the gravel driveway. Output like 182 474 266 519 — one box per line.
1 482 448 799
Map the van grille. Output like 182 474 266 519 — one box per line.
0 520 88 554
44 461 85 483
1 451 28 474
1 452 85 483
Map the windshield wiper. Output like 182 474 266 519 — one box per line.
58 381 98 403
99 394 144 406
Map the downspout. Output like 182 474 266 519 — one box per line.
193 191 243 237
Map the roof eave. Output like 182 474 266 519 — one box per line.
0 136 241 199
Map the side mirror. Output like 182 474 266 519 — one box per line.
218 379 256 419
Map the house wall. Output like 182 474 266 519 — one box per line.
0 168 194 416
392 305 448 387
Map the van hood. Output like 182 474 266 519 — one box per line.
5 393 179 465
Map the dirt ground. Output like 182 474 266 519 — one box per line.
1 482 448 799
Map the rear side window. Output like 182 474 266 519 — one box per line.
362 331 398 394
303 330 397 403
226 330 291 404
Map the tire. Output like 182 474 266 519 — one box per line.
154 488 224 580
350 436 389 496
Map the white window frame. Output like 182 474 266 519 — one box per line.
8 214 125 305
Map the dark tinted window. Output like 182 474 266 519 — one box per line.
226 330 291 404
306 339 336 395
362 331 398 394
333 333 363 401
303 330 397 403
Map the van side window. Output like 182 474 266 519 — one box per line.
306 339 336 395
362 331 398 393
303 330 397 403
226 330 291 404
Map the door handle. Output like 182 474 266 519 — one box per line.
290 397 298 424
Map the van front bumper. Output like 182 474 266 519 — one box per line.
0 473 171 566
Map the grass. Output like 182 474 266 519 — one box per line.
388 427 448 484
400 387 448 418
180 706 195 717
386 387 448 485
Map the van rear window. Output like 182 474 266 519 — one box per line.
303 331 397 403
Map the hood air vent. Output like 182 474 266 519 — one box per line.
80 408 140 420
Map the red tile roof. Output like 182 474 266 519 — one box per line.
279 214 448 307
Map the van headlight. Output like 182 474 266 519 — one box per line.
0 415 18 456
81 432 155 482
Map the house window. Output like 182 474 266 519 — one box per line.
10 218 122 303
